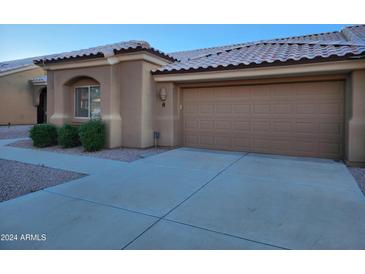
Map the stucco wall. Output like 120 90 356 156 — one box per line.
119 61 143 147
155 82 181 147
0 67 45 125
47 64 111 125
120 60 160 148
141 61 160 147
47 64 122 148
46 58 162 149
347 69 365 163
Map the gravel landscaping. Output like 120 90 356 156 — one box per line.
0 159 86 202
349 167 365 195
8 139 173 162
0 125 32 139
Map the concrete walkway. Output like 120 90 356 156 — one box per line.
1 140 365 249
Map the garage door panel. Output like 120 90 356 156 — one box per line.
184 119 199 130
294 141 319 153
272 120 292 132
253 138 273 150
214 120 232 130
319 123 341 135
295 120 318 133
253 104 270 114
269 86 293 97
232 88 251 99
213 88 233 98
199 104 214 114
184 104 198 114
183 89 199 100
215 104 232 114
182 80 344 159
319 103 343 115
232 137 250 149
199 88 215 98
320 142 342 155
271 139 293 152
232 104 251 113
215 136 233 147
296 103 317 114
252 120 271 132
232 120 251 131
200 135 215 146
271 103 293 114
199 120 214 130
184 134 199 146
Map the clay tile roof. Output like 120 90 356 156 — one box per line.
2 25 365 75
1 40 175 74
155 25 365 74
33 40 176 64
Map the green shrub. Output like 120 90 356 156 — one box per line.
79 120 105 152
29 124 58 147
58 124 80 148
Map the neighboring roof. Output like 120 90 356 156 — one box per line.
34 40 175 64
155 24 365 74
0 57 38 74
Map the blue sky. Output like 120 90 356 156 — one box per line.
0 24 349 62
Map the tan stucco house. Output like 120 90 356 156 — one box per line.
1 25 365 164
0 58 47 125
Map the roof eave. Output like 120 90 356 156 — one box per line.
37 51 172 71
34 53 105 66
152 54 365 76
153 59 365 83
34 47 176 66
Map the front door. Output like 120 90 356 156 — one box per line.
37 88 47 124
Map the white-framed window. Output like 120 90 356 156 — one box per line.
74 85 101 119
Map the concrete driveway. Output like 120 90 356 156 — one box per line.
1 146 365 249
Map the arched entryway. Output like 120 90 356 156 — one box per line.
37 88 47 124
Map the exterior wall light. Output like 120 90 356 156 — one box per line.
159 87 167 107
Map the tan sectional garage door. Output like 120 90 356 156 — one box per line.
182 80 345 159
